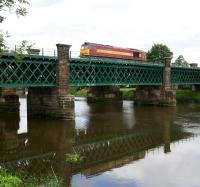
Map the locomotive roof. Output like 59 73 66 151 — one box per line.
83 42 146 52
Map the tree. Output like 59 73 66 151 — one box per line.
0 0 29 52
147 43 173 64
174 55 189 67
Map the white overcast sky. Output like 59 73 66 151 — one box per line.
2 0 200 63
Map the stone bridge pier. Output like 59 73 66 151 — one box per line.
27 44 74 120
134 58 176 106
0 88 20 113
87 86 122 102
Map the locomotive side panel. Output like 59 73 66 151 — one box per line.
90 45 133 60
80 42 146 61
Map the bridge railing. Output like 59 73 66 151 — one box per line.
3 45 81 58
4 44 58 57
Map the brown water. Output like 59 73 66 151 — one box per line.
0 98 200 187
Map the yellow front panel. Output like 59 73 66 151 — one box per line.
80 49 90 56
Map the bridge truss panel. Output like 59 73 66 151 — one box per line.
0 54 56 87
171 67 200 85
69 58 163 86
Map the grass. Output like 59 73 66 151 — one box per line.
0 168 64 187
120 88 136 100
176 89 200 103
0 169 22 187
21 176 63 187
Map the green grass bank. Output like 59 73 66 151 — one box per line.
0 168 64 187
71 88 200 103
176 89 200 103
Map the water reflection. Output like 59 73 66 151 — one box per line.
0 98 199 187
18 98 27 134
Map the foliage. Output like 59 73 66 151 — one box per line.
174 55 189 67
0 0 29 23
70 88 87 97
120 88 136 100
0 33 7 56
147 43 173 64
0 0 29 53
0 168 22 187
66 153 83 164
0 167 64 187
14 40 34 61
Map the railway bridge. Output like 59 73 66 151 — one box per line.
0 44 200 119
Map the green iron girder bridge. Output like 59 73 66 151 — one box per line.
0 53 200 87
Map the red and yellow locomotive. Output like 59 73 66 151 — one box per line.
80 42 146 61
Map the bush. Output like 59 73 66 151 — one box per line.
0 169 22 187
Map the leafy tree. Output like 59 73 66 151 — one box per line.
0 0 29 52
174 55 189 67
0 0 29 23
147 43 173 64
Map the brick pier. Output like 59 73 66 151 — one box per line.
27 44 74 119
134 58 176 106
0 88 20 113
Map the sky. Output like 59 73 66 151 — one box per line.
2 0 200 63
72 137 200 187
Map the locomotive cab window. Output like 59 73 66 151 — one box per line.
133 52 140 58
81 44 88 50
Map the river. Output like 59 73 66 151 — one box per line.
0 98 200 187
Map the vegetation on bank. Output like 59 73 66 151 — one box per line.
71 87 200 103
66 153 83 164
70 88 87 97
0 168 64 187
176 89 200 103
0 169 22 187
120 88 136 100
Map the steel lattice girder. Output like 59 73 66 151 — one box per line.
69 58 163 86
171 66 200 85
0 54 56 87
1 54 200 87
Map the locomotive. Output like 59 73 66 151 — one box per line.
80 42 146 61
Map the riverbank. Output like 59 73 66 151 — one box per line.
176 89 200 103
71 88 200 103
0 168 63 187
